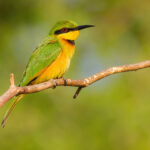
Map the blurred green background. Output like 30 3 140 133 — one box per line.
0 0 150 149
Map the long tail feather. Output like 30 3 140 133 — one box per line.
1 94 25 128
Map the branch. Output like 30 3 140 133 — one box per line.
0 60 150 107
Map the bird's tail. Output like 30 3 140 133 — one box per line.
1 94 25 128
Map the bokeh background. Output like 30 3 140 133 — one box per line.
0 0 150 149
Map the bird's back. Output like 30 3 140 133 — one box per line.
19 35 62 86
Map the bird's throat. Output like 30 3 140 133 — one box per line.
58 38 75 59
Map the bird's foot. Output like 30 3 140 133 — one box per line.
52 80 57 89
62 77 67 86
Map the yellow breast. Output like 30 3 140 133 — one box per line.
33 39 75 84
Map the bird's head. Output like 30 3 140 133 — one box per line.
49 20 94 41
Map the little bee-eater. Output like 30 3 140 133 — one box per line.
2 20 94 127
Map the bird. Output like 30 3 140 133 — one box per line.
1 20 94 128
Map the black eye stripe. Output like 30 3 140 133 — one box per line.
54 29 63 35
54 27 78 35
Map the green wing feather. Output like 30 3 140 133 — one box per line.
20 35 61 86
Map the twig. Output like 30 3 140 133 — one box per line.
73 87 83 99
0 60 150 107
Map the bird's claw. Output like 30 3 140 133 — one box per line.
62 77 67 86
52 80 57 89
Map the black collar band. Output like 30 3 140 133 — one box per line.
66 40 75 45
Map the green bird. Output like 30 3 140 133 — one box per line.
1 20 94 127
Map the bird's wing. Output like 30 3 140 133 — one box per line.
1 36 61 127
19 36 61 86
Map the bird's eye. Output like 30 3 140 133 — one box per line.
62 28 68 32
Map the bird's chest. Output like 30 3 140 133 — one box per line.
44 41 75 79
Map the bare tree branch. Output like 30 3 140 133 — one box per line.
0 60 150 107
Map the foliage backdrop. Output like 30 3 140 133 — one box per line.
0 0 150 149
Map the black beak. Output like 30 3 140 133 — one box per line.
77 25 95 30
